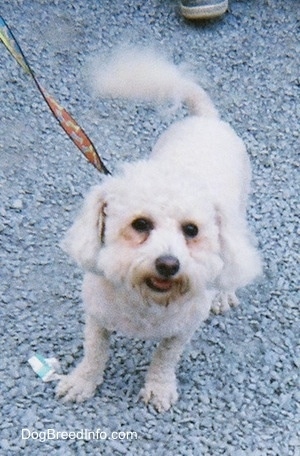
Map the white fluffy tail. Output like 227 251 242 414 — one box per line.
90 48 219 118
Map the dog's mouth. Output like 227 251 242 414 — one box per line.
145 276 174 293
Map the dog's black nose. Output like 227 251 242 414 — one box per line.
155 255 180 278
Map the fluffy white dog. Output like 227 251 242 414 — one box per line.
56 49 261 412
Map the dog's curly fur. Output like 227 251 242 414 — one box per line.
56 49 262 412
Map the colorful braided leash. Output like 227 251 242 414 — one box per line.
0 16 110 175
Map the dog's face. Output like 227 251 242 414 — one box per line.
63 161 224 305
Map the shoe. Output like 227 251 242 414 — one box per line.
180 0 228 19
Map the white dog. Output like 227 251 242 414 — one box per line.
56 49 261 412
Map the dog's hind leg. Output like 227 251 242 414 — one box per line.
56 316 110 402
211 291 240 314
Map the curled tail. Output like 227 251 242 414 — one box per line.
90 47 219 119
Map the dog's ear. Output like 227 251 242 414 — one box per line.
60 185 107 273
215 207 262 290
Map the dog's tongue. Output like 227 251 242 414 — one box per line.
151 277 172 291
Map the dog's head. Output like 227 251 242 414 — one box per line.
62 161 224 305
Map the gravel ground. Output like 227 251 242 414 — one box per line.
0 1 299 455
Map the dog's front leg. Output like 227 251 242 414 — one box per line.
56 315 110 402
139 336 187 412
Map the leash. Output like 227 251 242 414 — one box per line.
0 16 110 175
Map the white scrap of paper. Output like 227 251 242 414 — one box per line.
28 354 61 382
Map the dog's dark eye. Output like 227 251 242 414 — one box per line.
182 223 199 238
131 218 154 233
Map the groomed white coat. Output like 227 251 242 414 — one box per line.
56 48 262 412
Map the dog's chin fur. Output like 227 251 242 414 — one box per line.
135 275 191 306
57 48 262 412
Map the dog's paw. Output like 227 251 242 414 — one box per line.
139 381 178 412
211 291 239 315
56 371 99 403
